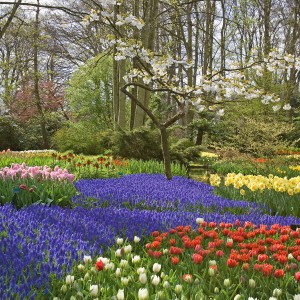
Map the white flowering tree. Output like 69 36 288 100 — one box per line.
83 0 300 179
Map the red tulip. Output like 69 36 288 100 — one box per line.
274 269 284 278
226 258 238 268
95 260 104 271
192 253 203 264
171 256 179 265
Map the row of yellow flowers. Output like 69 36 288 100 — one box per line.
210 173 300 196
290 165 300 171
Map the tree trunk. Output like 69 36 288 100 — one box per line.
285 0 299 120
34 0 48 149
263 0 271 92
185 2 195 137
0 0 22 40
122 84 185 180
220 0 226 75
112 5 120 128
160 126 172 180
196 129 204 145
118 59 126 128
134 0 159 128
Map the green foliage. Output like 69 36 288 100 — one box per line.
0 116 23 150
283 116 300 147
0 176 76 209
110 127 162 160
169 138 202 164
109 127 202 165
52 122 105 155
66 54 113 129
0 151 54 169
212 116 294 157
0 113 62 151
125 159 187 177
54 54 115 155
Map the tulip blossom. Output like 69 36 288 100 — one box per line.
89 285 98 297
138 288 149 300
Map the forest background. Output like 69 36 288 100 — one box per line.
1 0 300 163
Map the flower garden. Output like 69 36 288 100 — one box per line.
0 150 300 300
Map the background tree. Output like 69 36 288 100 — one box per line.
0 0 299 167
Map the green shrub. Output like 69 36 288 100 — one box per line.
169 138 202 164
0 116 23 150
52 122 105 155
110 127 162 160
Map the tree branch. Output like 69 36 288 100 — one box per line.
121 82 186 128
163 110 185 127
0 2 85 18
121 84 160 127
122 82 186 97
0 0 22 40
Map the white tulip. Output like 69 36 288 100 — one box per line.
115 268 122 277
121 277 129 286
89 285 98 297
132 255 141 264
134 236 141 243
151 275 161 286
152 263 161 273
124 245 132 253
175 284 182 294
83 255 92 264
116 238 124 245
139 273 147 284
65 275 74 285
138 288 149 300
117 289 125 300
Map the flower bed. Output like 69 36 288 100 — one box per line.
0 174 300 299
73 174 261 215
0 163 76 208
53 220 300 299
210 173 300 217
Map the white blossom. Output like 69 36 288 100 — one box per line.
119 260 128 268
175 285 182 294
134 236 141 243
224 278 231 287
152 263 161 273
83 255 92 264
132 255 141 264
272 105 281 112
65 275 74 285
116 238 124 245
138 288 149 300
90 285 99 297
124 245 132 253
151 275 161 286
273 289 282 297
139 273 147 284
115 268 121 276
283 103 291 110
121 277 129 286
117 289 125 300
